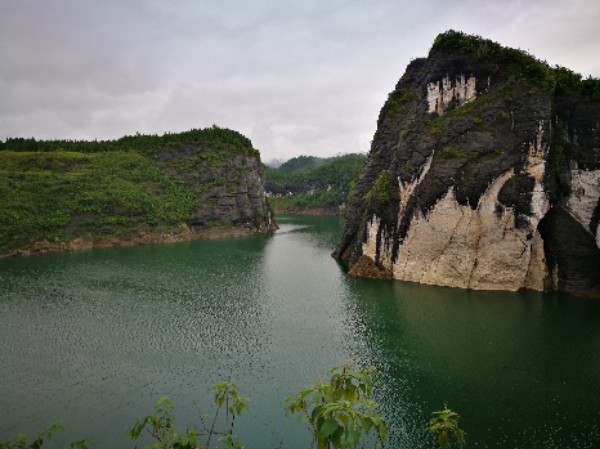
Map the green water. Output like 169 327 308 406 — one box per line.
1 215 599 449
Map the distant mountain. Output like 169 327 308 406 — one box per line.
265 153 367 214
274 155 327 173
263 158 284 168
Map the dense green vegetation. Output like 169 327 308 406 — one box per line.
265 154 366 213
432 30 600 99
0 364 464 449
0 150 190 252
270 155 327 174
363 171 393 206
431 30 555 91
0 127 259 158
0 126 260 255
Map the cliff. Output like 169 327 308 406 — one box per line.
0 127 276 257
333 31 600 297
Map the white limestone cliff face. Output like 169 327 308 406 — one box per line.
527 121 550 223
363 173 548 291
427 74 478 114
566 168 600 248
362 123 552 291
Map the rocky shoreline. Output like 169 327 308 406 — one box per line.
0 223 276 258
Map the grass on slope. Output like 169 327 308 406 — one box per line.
0 150 196 252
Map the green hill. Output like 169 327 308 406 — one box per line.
265 153 367 213
0 126 274 256
272 155 327 174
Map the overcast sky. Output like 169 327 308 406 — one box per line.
1 0 599 162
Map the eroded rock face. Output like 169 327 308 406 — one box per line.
160 148 275 233
334 31 600 297
427 74 478 114
566 168 600 238
189 155 273 230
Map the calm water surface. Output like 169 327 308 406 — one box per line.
1 216 600 448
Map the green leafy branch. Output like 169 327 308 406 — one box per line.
0 421 92 449
128 382 249 449
284 362 387 449
423 404 466 449
2 369 466 449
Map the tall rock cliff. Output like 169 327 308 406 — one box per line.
333 31 600 297
157 139 272 233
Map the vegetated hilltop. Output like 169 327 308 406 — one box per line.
333 30 600 297
265 153 367 214
0 126 276 257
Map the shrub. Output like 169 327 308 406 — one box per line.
423 404 466 449
364 171 393 205
284 363 386 449
1 367 467 449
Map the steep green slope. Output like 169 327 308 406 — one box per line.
265 153 366 213
0 127 274 256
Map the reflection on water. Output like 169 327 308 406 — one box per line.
347 280 600 448
1 215 600 449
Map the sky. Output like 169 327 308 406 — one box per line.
1 0 599 162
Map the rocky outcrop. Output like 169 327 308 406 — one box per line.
156 140 277 237
160 146 274 232
334 31 600 297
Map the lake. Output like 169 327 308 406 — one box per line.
1 215 600 449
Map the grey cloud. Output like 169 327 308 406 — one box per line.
1 0 599 161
